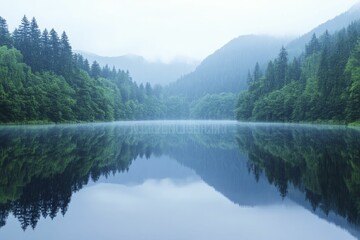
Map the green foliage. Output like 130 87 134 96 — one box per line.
236 125 360 223
236 21 360 124
252 82 302 121
0 15 174 123
190 93 237 119
0 17 12 47
345 40 360 122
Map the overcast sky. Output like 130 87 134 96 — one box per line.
0 0 359 62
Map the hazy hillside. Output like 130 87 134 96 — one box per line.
287 2 360 56
167 3 360 100
76 51 199 86
166 35 289 99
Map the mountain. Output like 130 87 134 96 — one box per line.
76 51 199 86
167 35 289 99
167 2 360 100
287 2 360 56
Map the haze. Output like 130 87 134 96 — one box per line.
0 0 358 62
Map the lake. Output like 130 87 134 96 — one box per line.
0 121 359 240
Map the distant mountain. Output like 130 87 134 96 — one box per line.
167 35 289 99
167 3 360 100
76 51 199 86
287 2 360 56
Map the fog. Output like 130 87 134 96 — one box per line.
0 0 358 61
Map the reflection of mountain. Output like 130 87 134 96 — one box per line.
166 143 283 206
235 124 360 238
0 122 359 238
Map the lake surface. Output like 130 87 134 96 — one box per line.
0 121 359 240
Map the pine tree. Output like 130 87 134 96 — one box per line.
13 15 31 64
305 34 321 56
265 60 276 91
90 61 101 78
29 17 41 72
246 70 253 85
40 29 51 70
59 31 73 76
318 31 331 98
145 82 152 96
253 62 262 82
101 64 111 79
275 46 288 87
83 59 90 73
49 29 60 73
0 17 12 47
287 57 301 82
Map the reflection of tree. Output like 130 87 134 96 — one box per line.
236 125 360 224
0 125 151 230
0 124 237 230
2 123 360 232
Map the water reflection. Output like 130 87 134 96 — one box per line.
0 122 359 239
236 124 360 224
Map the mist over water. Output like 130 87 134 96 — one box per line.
0 121 359 240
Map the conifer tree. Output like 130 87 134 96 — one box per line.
0 17 12 47
29 17 41 72
49 29 60 73
59 31 73 76
276 46 288 87
13 15 31 63
305 34 321 56
90 61 101 78
40 29 51 70
253 62 262 82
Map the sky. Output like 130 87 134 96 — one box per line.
0 0 359 62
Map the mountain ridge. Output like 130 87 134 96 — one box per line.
167 2 360 99
75 50 199 86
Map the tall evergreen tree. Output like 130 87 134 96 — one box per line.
305 34 321 56
13 15 31 64
318 31 332 99
29 17 41 72
253 62 262 82
0 17 12 47
59 31 73 77
49 29 60 73
83 59 90 73
40 29 51 70
265 60 276 91
145 82 152 96
287 57 301 82
275 46 288 87
90 61 101 78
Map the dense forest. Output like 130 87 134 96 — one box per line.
236 20 360 124
0 15 237 123
0 15 169 123
3 15 360 123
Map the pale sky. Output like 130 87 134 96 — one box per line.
0 0 359 62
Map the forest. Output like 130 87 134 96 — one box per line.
2 15 360 123
236 20 360 124
0 16 235 123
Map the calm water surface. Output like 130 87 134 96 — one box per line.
0 121 359 240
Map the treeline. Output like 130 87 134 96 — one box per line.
236 125 360 224
236 20 360 124
0 15 238 122
0 125 152 229
0 123 236 229
0 15 172 123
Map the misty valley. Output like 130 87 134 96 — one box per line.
1 1 360 240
